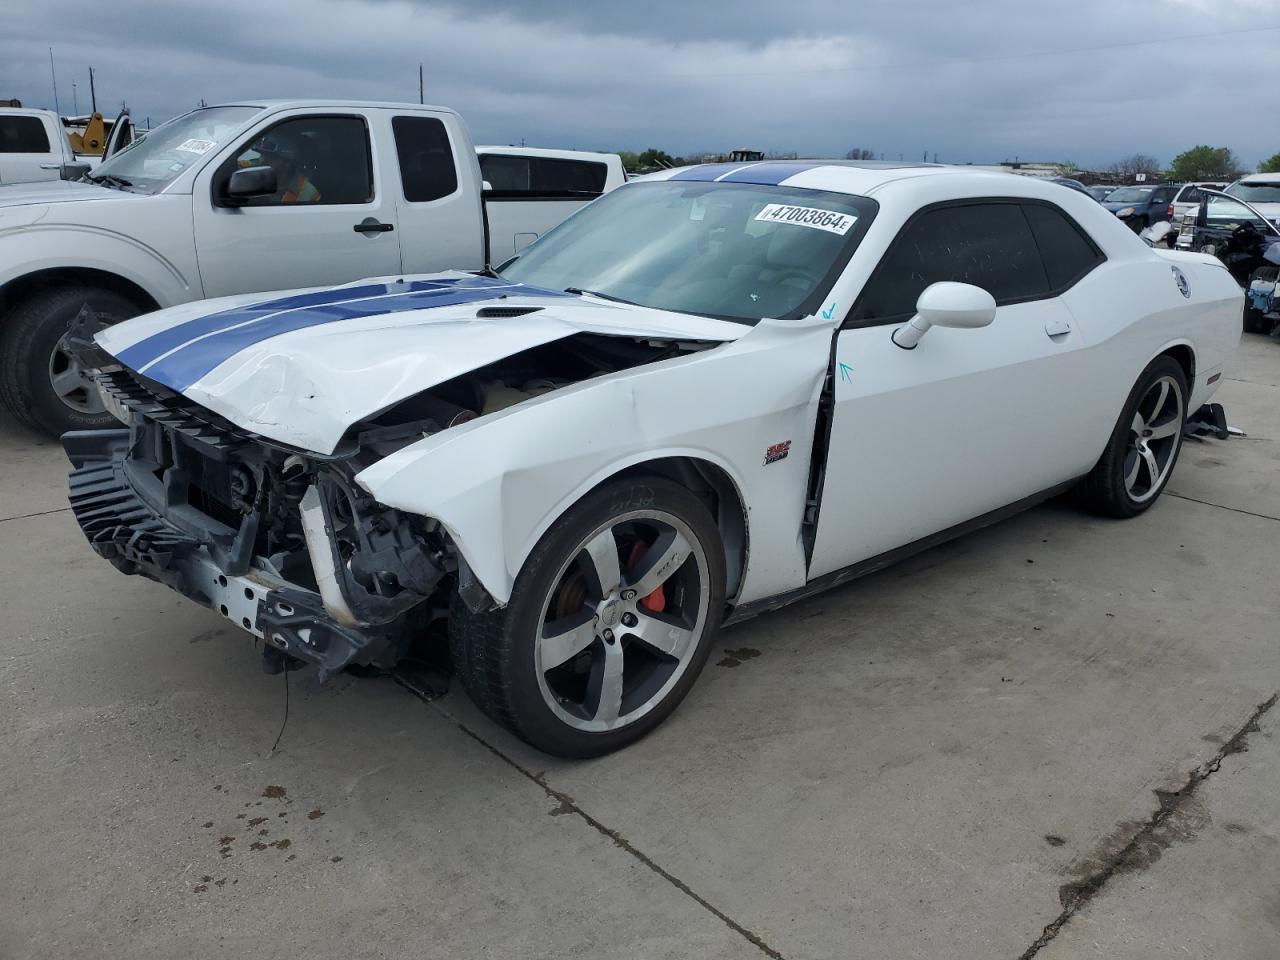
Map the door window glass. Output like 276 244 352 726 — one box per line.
392 115 458 202
224 115 373 206
0 116 52 153
850 202 1049 323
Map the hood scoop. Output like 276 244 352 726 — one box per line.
476 305 544 319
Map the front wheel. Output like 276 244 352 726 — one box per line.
0 285 140 436
1077 355 1187 518
450 477 725 758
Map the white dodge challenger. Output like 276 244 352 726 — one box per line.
65 161 1243 756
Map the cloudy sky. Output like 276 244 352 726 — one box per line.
5 0 1279 168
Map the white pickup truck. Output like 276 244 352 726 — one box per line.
0 99 620 435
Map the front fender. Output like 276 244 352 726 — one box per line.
0 203 197 307
355 319 834 606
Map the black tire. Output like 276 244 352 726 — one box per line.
0 285 140 436
1128 216 1147 234
1244 266 1277 334
1077 355 1188 518
450 476 726 758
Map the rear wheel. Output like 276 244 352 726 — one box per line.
0 285 140 435
450 477 725 758
1077 356 1187 518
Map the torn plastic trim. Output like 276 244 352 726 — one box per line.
300 485 360 628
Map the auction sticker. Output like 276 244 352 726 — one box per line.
755 203 856 235
176 138 216 154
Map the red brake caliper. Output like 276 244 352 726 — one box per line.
626 541 667 613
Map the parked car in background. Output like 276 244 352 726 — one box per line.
1224 173 1280 223
476 145 625 263
0 107 131 184
0 100 616 436
1102 183 1179 232
1170 181 1227 222
1049 176 1095 198
63 161 1241 757
1087 185 1119 202
1182 189 1280 333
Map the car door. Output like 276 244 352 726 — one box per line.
1150 186 1177 223
807 199 1107 579
0 114 60 184
192 111 403 299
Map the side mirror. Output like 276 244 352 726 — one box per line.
892 281 996 349
225 165 277 203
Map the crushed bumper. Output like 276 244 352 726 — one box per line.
64 429 400 679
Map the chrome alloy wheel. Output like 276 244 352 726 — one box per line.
1124 374 1184 503
534 510 710 733
48 334 105 415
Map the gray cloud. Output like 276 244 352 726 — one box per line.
4 0 1279 167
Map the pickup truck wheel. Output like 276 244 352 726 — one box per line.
1076 355 1187 518
0 286 139 435
449 477 725 758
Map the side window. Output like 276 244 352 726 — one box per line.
221 116 373 206
1151 188 1175 205
850 202 1049 324
480 154 607 196
1179 186 1200 204
479 154 530 191
392 115 458 202
1022 203 1105 291
0 116 51 153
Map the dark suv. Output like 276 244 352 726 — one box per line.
1102 183 1179 232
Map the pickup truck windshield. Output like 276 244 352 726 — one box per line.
91 106 262 192
499 181 876 324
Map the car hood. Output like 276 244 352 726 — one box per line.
1103 199 1146 212
0 178 135 208
95 272 749 453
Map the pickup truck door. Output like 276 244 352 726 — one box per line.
192 110 403 299
807 199 1108 580
0 113 63 184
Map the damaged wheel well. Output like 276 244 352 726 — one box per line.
611 456 748 604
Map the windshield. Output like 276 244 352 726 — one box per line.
1226 181 1280 204
498 181 877 324
1106 187 1153 203
91 106 262 192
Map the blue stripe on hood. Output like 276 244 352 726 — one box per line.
119 276 574 393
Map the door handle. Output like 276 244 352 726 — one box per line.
39 163 62 170
1044 318 1072 338
353 217 394 235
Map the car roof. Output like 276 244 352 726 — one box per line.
1239 173 1280 184
641 160 1113 199
211 99 463 119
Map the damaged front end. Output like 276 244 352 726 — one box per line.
63 326 454 679
62 308 711 678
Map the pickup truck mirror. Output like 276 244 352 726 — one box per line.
225 165 278 203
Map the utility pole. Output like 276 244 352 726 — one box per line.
89 66 97 114
49 48 60 115
72 80 78 116
418 64 424 104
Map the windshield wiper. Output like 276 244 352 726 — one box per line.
89 173 133 189
564 287 632 305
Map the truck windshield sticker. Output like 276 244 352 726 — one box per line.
176 138 216 155
754 204 856 236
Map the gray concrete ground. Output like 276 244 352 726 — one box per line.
1 334 1278 960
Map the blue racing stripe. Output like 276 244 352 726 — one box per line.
128 278 574 393
717 161 825 185
117 278 480 371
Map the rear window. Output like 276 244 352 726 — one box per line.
392 115 458 202
481 154 607 197
0 116 51 154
